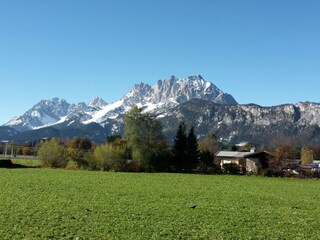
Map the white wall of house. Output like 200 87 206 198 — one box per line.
245 158 261 174
220 159 239 167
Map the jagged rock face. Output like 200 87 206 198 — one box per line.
5 98 98 131
4 75 236 131
159 99 320 145
3 75 320 145
122 75 237 106
295 102 320 127
5 98 71 131
151 75 237 104
88 97 107 109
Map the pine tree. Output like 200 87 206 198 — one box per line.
186 127 199 172
173 122 187 171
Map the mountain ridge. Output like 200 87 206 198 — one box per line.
4 75 237 131
3 75 320 145
3 99 320 145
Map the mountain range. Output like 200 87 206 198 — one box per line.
2 75 320 146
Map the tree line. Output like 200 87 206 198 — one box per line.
37 106 220 173
35 106 320 177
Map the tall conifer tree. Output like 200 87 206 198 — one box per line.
186 127 199 171
173 122 187 171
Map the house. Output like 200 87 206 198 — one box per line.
215 150 274 174
295 160 320 176
313 160 320 168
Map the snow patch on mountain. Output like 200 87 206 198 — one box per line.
84 100 124 124
4 75 238 131
84 75 237 126
88 97 107 109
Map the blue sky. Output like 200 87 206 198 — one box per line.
0 0 320 124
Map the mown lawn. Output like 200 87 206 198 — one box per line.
0 158 41 168
11 158 42 167
0 168 320 239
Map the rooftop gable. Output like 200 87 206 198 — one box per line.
216 150 275 159
215 151 250 158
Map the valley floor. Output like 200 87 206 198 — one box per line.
0 168 320 239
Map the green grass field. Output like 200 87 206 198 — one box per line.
11 158 42 167
0 158 41 168
1 168 320 239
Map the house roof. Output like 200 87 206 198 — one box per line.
215 151 250 158
243 151 275 158
215 150 275 158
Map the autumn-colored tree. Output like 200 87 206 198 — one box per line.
22 147 31 156
269 143 294 173
106 136 127 149
301 146 313 165
66 137 92 168
198 133 220 173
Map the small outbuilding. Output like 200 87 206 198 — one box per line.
215 150 274 174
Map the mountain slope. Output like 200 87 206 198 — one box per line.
4 75 320 145
159 99 320 145
0 126 19 140
83 75 237 127
11 123 108 143
5 75 237 131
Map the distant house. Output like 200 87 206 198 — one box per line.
313 160 320 168
215 150 274 174
295 160 320 176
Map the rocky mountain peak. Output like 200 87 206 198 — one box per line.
151 75 237 105
4 97 71 131
187 74 204 81
26 97 70 119
88 97 107 109
3 75 320 145
4 75 238 132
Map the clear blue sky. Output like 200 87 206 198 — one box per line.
1 0 320 124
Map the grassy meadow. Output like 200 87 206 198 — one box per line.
1 168 320 239
11 158 42 167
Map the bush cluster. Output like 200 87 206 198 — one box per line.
36 108 220 173
38 139 67 168
89 145 127 171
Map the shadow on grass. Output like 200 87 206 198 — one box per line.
0 159 39 169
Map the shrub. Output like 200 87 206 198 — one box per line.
89 145 126 171
67 148 89 169
38 140 67 168
125 160 141 172
260 168 284 177
22 147 31 156
84 152 96 170
223 163 240 175
66 138 93 169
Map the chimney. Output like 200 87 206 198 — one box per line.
250 147 256 153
